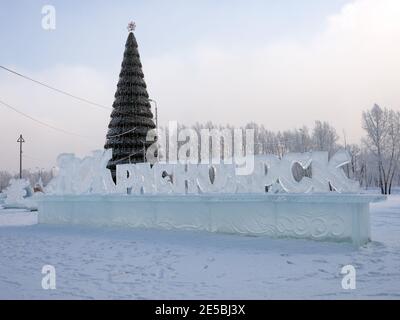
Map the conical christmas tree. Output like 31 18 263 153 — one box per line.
105 23 156 179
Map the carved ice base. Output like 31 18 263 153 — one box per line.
38 194 386 246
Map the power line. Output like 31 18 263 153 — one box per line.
0 98 91 139
114 151 143 164
0 98 144 140
106 127 137 139
0 65 111 111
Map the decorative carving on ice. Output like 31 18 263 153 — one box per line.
38 193 385 245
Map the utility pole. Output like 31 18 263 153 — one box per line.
149 99 158 132
343 129 348 149
155 105 158 134
149 98 159 161
17 134 25 179
343 129 350 177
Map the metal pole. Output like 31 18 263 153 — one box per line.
17 134 25 179
149 99 158 132
155 105 159 161
20 142 22 179
155 105 158 134
149 99 159 161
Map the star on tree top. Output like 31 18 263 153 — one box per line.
127 21 136 32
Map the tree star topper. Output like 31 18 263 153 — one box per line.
127 21 136 32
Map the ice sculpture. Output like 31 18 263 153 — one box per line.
44 149 360 195
46 150 116 195
38 150 381 245
52 153 79 194
3 178 40 210
4 179 30 206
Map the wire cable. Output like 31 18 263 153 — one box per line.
109 151 143 165
106 127 137 139
0 65 111 111
0 98 91 139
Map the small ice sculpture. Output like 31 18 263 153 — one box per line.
3 178 39 209
4 179 30 206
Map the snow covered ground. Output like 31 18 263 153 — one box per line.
0 209 38 227
0 195 399 299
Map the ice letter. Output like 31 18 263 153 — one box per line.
327 150 359 193
172 164 199 194
311 151 331 192
116 164 136 194
134 163 156 194
236 155 280 193
197 163 236 193
279 153 313 193
153 163 174 194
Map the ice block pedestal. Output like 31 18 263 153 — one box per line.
38 194 386 246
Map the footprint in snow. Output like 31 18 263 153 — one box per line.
313 259 328 264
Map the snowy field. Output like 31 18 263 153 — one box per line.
0 195 399 299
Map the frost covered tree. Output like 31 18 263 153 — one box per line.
104 25 156 179
362 104 400 194
312 121 339 155
0 171 12 192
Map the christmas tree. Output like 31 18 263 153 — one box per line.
105 22 156 179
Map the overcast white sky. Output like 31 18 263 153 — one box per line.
1 0 400 172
